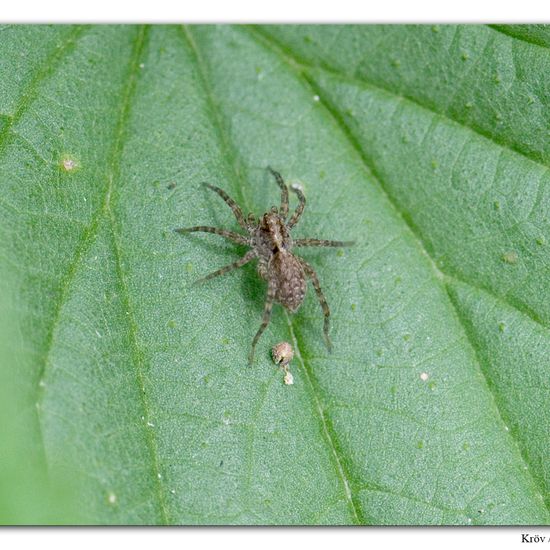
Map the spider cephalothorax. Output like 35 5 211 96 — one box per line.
175 167 353 364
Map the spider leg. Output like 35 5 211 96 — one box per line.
195 250 256 285
287 184 306 229
293 238 354 248
248 277 277 365
202 182 248 230
257 257 268 280
267 167 289 219
298 258 332 352
175 226 249 246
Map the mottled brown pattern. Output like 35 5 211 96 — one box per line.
175 167 354 364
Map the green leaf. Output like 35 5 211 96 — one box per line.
1 24 549 525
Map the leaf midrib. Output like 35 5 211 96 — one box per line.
182 23 363 525
285 314 363 524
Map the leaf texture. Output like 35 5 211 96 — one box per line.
0 24 548 525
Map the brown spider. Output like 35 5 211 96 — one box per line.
175 167 354 365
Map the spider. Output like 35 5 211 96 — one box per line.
175 167 354 365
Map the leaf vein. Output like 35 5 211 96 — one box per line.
251 25 550 517
265 32 549 331
101 25 170 525
446 284 550 512
285 314 364 524
185 24 364 524
0 26 87 154
252 26 550 218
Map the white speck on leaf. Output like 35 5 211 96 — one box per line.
284 371 294 385
61 156 79 172
420 372 429 381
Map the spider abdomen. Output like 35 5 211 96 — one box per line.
270 251 307 313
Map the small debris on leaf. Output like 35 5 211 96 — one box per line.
272 341 294 366
63 158 76 171
283 370 294 385
501 250 518 264
59 154 80 172
272 341 295 386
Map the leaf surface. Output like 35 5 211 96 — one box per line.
0 24 549 525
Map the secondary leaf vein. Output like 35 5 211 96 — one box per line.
0 26 86 154
251 26 548 332
250 25 550 516
101 25 170 525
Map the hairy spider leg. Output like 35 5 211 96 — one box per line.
267 167 289 219
195 250 257 285
174 226 249 245
257 257 268 280
298 257 332 352
249 277 277 365
202 182 248 230
287 184 306 229
246 213 257 228
293 238 355 248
